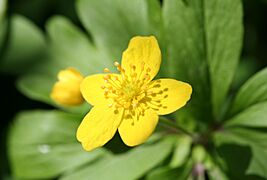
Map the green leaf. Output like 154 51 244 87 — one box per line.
8 110 109 179
217 143 252 179
0 0 7 50
0 0 6 23
230 67 267 116
204 154 229 180
204 0 243 118
17 16 108 112
163 0 243 121
61 138 174 180
231 57 259 91
163 0 211 124
170 135 192 168
0 15 47 74
192 145 207 163
76 0 160 60
207 163 229 180
214 128 267 178
226 102 267 128
46 16 113 75
146 164 193 180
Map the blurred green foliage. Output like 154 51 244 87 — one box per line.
1 0 267 179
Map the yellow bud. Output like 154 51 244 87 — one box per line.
50 68 84 106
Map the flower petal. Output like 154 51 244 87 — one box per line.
76 105 123 151
80 73 119 106
118 109 158 146
121 36 161 80
148 79 192 115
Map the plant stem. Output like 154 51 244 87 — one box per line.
159 116 193 137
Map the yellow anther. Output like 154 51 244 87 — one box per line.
114 61 120 67
132 102 138 108
146 68 151 72
131 64 136 70
104 74 111 80
104 68 110 73
101 85 105 89
123 102 131 109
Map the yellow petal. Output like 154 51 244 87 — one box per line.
118 109 158 146
148 79 192 115
121 36 161 80
80 74 120 106
76 106 123 151
50 68 84 106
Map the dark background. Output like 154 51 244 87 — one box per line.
1 0 267 178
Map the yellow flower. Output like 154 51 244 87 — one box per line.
77 36 192 151
51 68 84 106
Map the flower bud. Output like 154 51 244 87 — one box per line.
50 68 84 106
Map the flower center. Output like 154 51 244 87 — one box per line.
101 61 152 110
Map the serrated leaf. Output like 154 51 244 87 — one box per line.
8 110 109 179
226 102 267 128
61 138 174 180
0 15 47 74
230 67 267 116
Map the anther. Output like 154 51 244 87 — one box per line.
104 74 111 80
132 102 138 108
131 65 136 70
114 61 120 67
164 88 169 91
104 68 110 73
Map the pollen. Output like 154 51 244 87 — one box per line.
100 62 168 117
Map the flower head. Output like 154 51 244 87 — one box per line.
51 68 84 106
77 36 192 151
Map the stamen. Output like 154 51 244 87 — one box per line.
104 68 110 73
114 61 120 67
100 61 156 114
103 74 111 80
